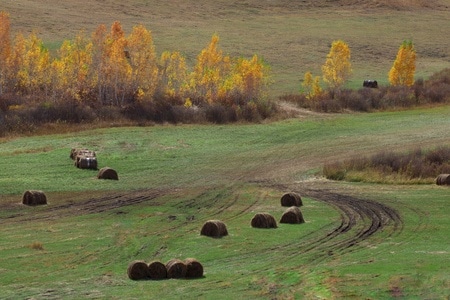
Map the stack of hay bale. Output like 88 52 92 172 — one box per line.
71 148 98 170
127 258 204 280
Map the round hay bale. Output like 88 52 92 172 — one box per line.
281 192 302 207
280 206 305 224
165 259 187 279
22 190 47 206
148 261 167 280
97 167 119 180
200 220 228 238
436 174 450 185
185 258 204 279
127 260 150 280
75 155 98 170
251 213 277 229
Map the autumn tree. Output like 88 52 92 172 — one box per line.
52 31 93 101
190 34 231 104
0 11 11 94
159 50 188 102
302 71 322 99
127 25 158 102
388 40 416 86
322 40 352 90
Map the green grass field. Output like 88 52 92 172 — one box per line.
1 106 449 299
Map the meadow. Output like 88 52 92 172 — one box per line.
0 106 449 299
1 0 450 299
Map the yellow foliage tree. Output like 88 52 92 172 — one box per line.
52 31 93 101
127 25 158 101
190 34 231 103
322 40 352 90
0 11 11 94
302 71 322 99
159 50 188 101
388 40 416 86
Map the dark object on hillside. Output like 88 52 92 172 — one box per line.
436 174 450 185
200 220 228 238
148 261 167 280
251 213 277 229
75 155 98 170
97 167 119 180
185 258 204 278
166 259 187 279
363 80 378 88
127 260 150 280
22 190 47 206
280 206 305 224
281 192 303 207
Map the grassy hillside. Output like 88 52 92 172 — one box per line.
0 106 449 298
2 0 449 96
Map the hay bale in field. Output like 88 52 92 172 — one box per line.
185 258 204 278
22 190 47 206
70 148 95 160
75 155 98 170
281 192 302 207
127 260 150 280
165 259 187 279
436 174 450 185
251 213 277 229
97 167 119 180
280 206 305 224
200 220 228 238
148 261 167 280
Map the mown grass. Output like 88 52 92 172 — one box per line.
1 106 449 298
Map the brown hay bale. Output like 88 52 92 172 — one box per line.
147 261 167 280
70 148 95 160
75 155 98 170
165 259 187 279
251 213 277 229
280 206 305 224
436 174 450 185
97 167 119 180
280 192 302 207
22 190 47 206
127 260 150 280
185 258 204 278
200 220 228 238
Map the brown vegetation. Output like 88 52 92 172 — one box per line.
280 206 305 224
251 213 277 229
200 220 228 238
22 190 47 206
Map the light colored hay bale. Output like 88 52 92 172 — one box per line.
75 155 98 170
185 258 204 278
280 206 305 224
251 213 277 229
200 220 228 238
97 167 119 180
70 148 95 160
147 261 167 280
280 192 302 207
127 260 150 280
165 259 187 279
436 174 450 185
22 190 47 206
